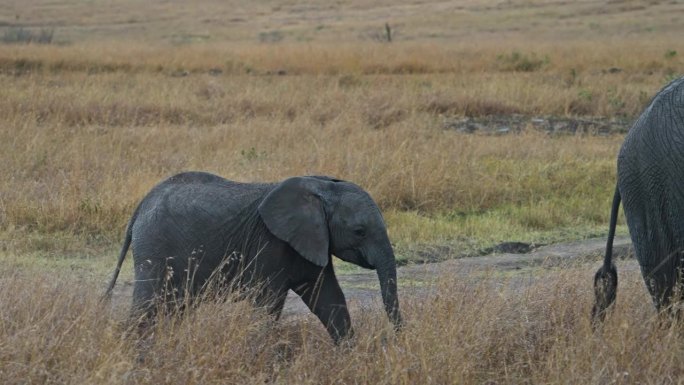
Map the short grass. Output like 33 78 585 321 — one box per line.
1 0 682 44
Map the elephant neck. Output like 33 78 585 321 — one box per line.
224 189 281 259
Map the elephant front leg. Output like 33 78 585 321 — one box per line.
293 269 352 344
252 287 289 320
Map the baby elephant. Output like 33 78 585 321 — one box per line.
105 172 402 343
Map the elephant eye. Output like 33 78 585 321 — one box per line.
353 228 366 238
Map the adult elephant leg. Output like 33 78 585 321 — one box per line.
293 266 352 343
642 260 678 313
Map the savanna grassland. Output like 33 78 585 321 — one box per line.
1 0 684 383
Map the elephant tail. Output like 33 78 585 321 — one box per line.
102 203 140 302
591 186 621 325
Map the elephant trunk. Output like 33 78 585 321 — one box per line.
375 251 402 330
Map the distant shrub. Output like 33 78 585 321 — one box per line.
577 89 593 102
496 51 549 72
2 27 54 44
567 89 596 115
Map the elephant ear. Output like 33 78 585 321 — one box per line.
258 177 332 267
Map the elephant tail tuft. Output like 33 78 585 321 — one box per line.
591 186 621 326
591 263 618 325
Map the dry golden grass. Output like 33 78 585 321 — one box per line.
0 64 633 256
1 39 682 79
5 39 679 258
2 257 682 384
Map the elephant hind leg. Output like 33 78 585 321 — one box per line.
130 262 166 338
125 276 159 364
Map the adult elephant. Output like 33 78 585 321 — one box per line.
105 172 402 343
593 76 684 323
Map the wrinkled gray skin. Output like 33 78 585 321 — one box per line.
105 172 402 343
593 76 684 323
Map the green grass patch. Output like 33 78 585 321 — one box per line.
385 202 628 265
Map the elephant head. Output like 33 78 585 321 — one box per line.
258 176 402 330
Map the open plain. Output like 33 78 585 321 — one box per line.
1 0 684 383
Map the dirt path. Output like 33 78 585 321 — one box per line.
281 236 637 316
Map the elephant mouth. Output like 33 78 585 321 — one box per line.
334 249 374 269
